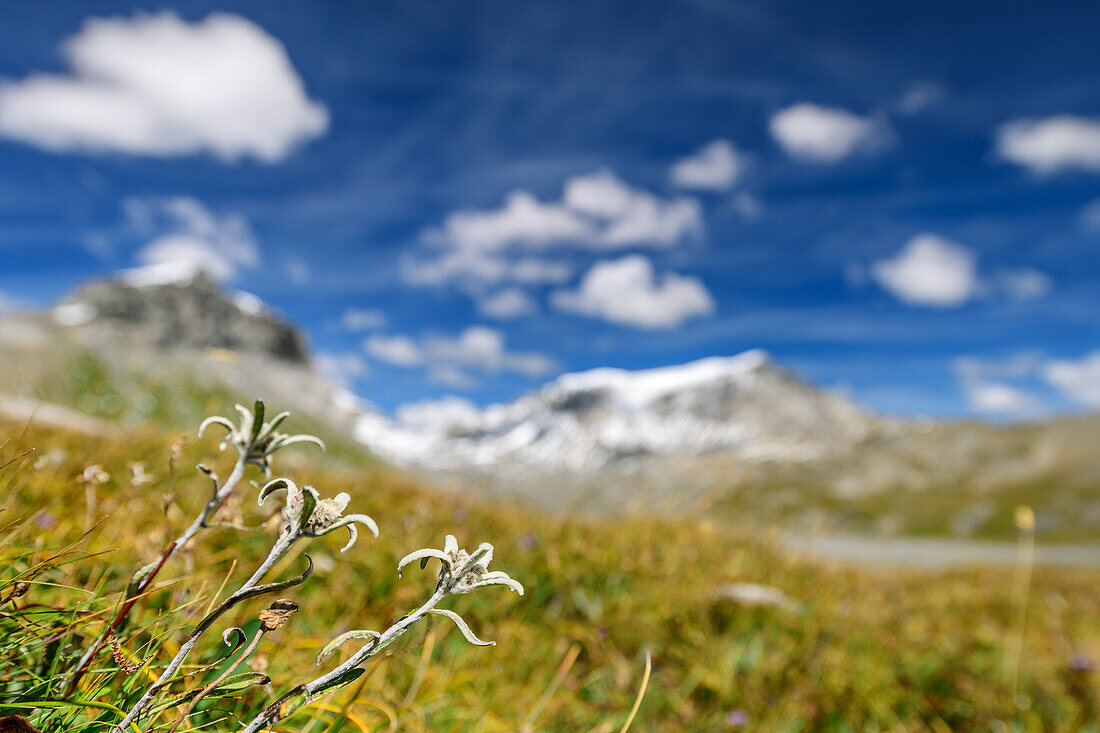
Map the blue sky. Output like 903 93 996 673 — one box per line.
1 0 1099 417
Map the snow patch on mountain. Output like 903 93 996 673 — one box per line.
353 350 874 475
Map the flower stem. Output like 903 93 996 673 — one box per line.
65 451 250 697
115 529 299 732
240 586 449 733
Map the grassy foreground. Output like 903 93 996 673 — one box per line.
1 412 1098 732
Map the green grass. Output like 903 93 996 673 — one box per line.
1 411 1099 732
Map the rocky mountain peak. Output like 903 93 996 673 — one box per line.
51 263 310 364
355 350 875 477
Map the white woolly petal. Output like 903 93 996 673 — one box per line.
429 609 495 646
234 404 254 438
339 523 358 553
198 416 235 438
336 514 379 539
473 571 525 596
397 548 452 577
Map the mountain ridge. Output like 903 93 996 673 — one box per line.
2 268 1098 537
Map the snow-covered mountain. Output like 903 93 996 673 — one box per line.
5 268 1100 533
354 350 877 476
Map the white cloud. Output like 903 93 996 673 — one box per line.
315 352 368 388
396 396 481 432
954 353 1042 383
896 82 944 115
962 380 1041 415
670 139 746 190
871 233 977 307
552 255 715 329
424 326 555 375
366 326 555 377
732 192 763 219
478 288 537 319
562 169 703 247
1080 198 1100 231
869 234 1051 307
408 169 701 292
996 116 1100 174
405 249 572 289
430 191 593 254
996 268 1052 301
428 365 478 389
341 307 388 331
285 259 310 284
1044 351 1100 407
127 196 259 282
0 12 327 162
364 334 423 366
953 354 1044 417
769 103 886 162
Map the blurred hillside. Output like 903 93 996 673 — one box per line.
2 417 1099 731
2 267 1099 542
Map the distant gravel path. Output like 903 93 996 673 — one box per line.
0 394 119 436
778 532 1100 570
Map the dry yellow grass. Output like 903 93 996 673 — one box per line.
1 414 1098 731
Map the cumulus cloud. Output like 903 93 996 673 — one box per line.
341 307 388 331
769 103 887 162
366 326 555 378
953 354 1044 417
562 169 703 247
996 116 1100 174
0 12 327 162
407 169 701 293
670 139 747 190
315 352 368 388
962 380 1041 415
871 234 978 307
1044 351 1100 407
478 288 537 319
126 196 259 281
426 191 592 255
869 234 1052 307
996 268 1052 301
552 255 715 329
428 365 478 389
424 326 556 375
364 334 423 366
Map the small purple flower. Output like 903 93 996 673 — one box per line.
517 531 539 550
726 709 748 727
1069 652 1098 673
35 512 58 529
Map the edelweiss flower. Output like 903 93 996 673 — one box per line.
398 534 524 597
258 478 378 552
199 400 324 474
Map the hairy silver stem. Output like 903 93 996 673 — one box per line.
240 585 449 733
115 528 300 732
171 451 249 558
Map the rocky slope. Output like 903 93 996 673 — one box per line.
52 261 309 363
